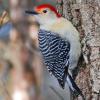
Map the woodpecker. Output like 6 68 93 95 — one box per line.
26 4 85 100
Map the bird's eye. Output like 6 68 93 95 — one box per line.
43 10 47 13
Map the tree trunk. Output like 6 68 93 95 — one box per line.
57 0 100 100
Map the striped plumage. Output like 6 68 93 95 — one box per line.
38 29 70 88
26 3 85 99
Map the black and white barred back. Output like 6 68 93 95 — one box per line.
38 29 70 88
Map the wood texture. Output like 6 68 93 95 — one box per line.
57 0 100 100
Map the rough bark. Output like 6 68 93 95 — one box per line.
57 0 100 100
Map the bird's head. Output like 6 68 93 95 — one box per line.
26 4 61 25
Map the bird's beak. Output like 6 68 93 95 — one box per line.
25 10 39 15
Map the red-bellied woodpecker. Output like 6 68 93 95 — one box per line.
26 4 85 100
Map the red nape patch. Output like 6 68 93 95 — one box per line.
36 4 61 18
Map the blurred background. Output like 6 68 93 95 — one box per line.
0 0 70 100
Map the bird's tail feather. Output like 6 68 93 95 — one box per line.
66 73 85 100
